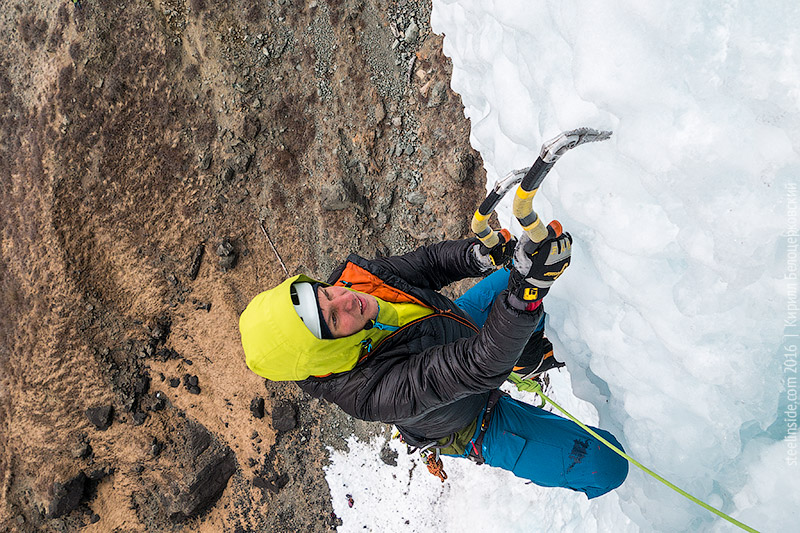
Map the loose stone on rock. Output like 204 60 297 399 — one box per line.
188 244 205 280
404 19 420 44
406 191 426 206
156 348 180 361
149 317 171 346
380 442 398 466
446 150 476 184
86 467 111 481
199 152 212 170
253 473 289 494
271 400 297 432
164 421 236 522
320 184 351 211
150 438 163 457
47 472 87 518
217 239 237 271
183 374 201 395
134 374 151 396
243 115 261 139
250 397 265 419
72 435 92 459
375 101 386 123
217 240 233 257
427 81 447 108
85 405 114 431
152 391 167 411
220 166 235 183
132 411 148 426
232 152 253 173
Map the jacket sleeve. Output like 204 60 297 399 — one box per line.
299 292 542 424
367 238 489 291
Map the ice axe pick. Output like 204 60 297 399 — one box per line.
471 127 612 247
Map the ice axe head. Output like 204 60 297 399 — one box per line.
472 127 612 247
517 128 612 243
540 128 612 164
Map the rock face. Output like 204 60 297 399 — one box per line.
1 0 486 531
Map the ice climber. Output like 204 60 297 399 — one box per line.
239 222 628 498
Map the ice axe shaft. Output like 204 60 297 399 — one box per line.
471 127 612 247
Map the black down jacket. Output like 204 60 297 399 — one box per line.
298 239 542 445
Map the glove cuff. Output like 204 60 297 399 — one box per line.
507 292 543 312
470 243 495 273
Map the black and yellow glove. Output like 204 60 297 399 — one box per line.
507 221 572 311
471 228 517 271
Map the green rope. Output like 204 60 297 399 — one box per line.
527 381 759 533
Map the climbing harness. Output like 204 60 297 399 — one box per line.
467 389 505 464
526 381 760 533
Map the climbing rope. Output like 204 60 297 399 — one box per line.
527 381 760 533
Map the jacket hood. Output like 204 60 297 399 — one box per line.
239 274 370 381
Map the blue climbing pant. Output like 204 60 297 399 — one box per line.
453 270 628 498
455 268 544 332
475 395 629 499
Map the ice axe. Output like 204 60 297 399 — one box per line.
471 127 612 250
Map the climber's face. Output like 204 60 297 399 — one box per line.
317 286 379 338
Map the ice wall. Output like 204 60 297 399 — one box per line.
428 1 799 531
